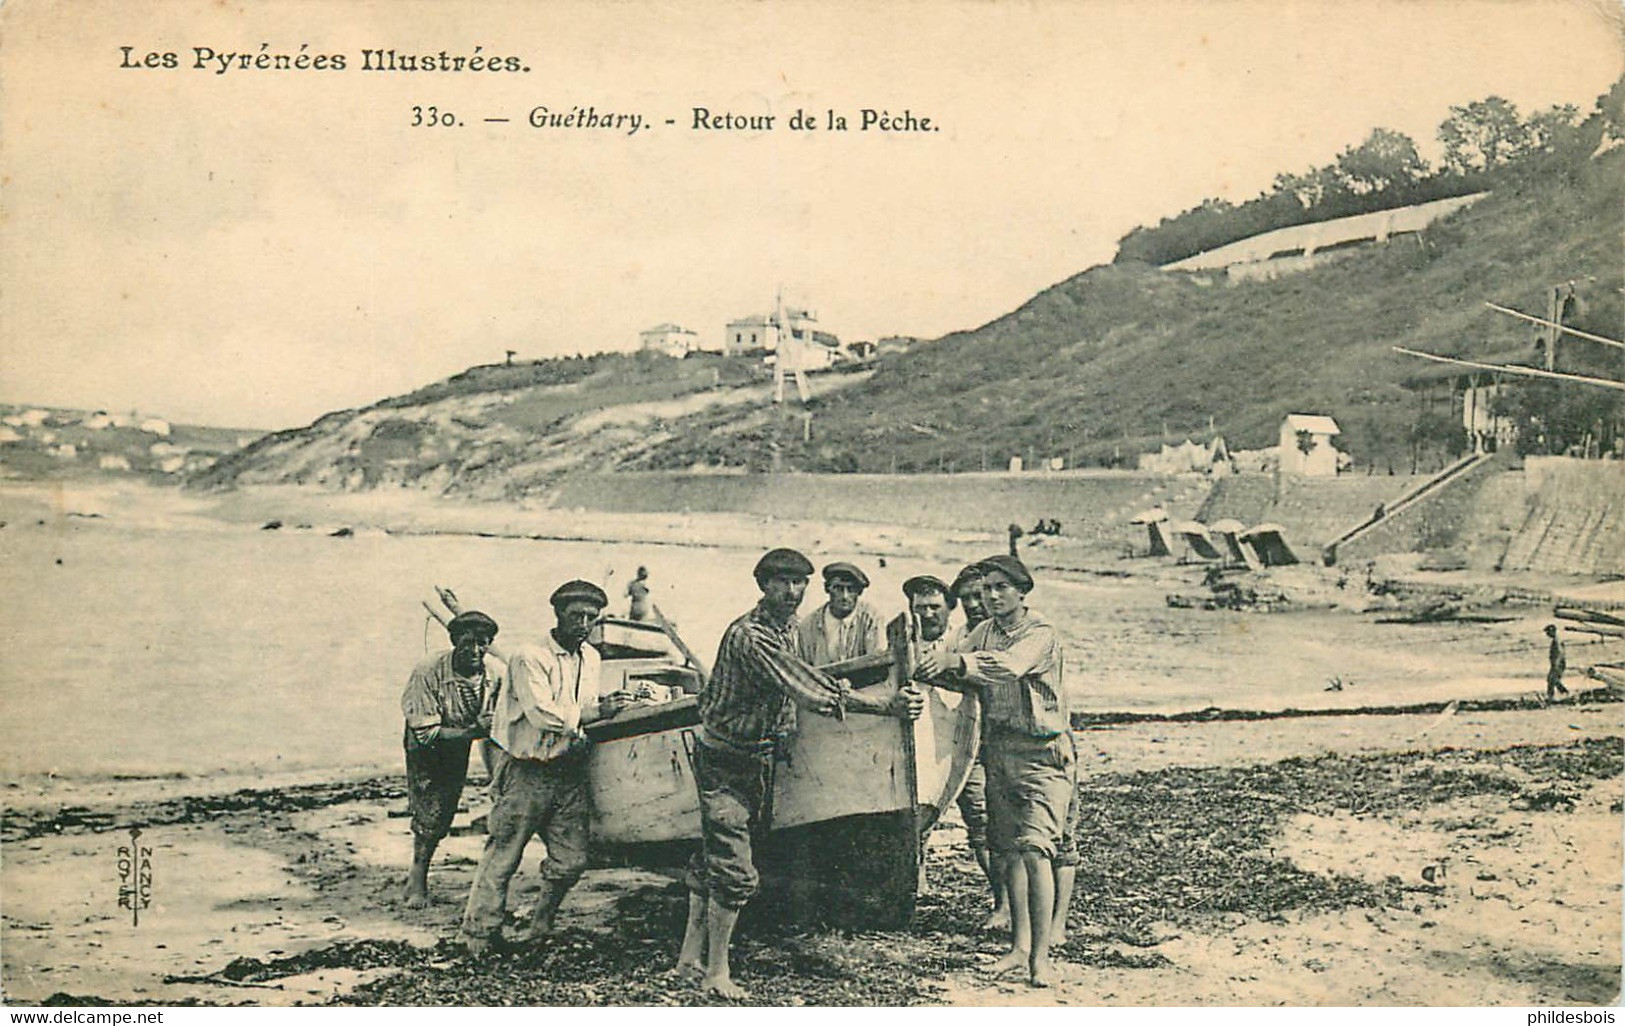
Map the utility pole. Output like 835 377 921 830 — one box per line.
1546 281 1575 372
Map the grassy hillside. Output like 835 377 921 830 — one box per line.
194 150 1622 495
632 150 1621 476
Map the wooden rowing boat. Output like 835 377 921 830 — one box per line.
422 594 981 928
584 617 981 928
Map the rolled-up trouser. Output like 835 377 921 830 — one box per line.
404 731 472 842
956 749 989 851
684 739 774 911
985 729 1076 861
1055 732 1082 869
460 746 590 941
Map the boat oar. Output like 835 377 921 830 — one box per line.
421 597 509 662
651 603 710 687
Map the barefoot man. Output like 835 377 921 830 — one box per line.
948 563 1008 930
918 555 1076 987
460 580 637 954
677 547 909 1000
400 610 499 908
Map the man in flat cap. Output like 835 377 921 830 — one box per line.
677 547 908 1000
401 610 501 908
917 554 1076 988
796 560 884 667
945 563 1008 929
461 580 637 953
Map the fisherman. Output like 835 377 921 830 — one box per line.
948 563 1008 930
896 574 958 893
796 561 884 665
1545 624 1570 701
627 565 652 622
918 555 1076 987
460 580 637 954
677 547 915 1000
400 610 500 908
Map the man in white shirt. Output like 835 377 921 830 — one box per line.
459 580 636 954
795 561 884 665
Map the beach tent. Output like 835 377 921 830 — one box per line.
1208 518 1257 569
1173 520 1224 562
1240 523 1300 567
1129 507 1171 557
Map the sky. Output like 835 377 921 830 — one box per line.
1 0 1620 429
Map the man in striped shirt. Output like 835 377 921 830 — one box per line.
400 610 500 909
677 547 907 1000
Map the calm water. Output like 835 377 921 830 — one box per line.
0 511 1019 780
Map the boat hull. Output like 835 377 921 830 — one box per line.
584 668 980 926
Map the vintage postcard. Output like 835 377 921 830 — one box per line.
1 0 1621 1013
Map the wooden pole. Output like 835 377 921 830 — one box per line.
1484 302 1625 352
1391 347 1625 393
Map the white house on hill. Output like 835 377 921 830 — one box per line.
639 323 700 358
1279 414 1342 476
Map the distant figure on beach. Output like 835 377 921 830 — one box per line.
1545 624 1570 701
795 562 883 665
916 555 1077 988
627 565 652 622
676 548 911 1000
400 610 500 909
1008 523 1024 556
460 581 636 954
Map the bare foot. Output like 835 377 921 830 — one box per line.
462 935 493 958
1030 955 1055 988
980 907 1011 932
403 884 430 909
703 974 749 1001
987 948 1029 974
674 959 705 982
1050 926 1068 948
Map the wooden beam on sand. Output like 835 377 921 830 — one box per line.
1391 347 1625 392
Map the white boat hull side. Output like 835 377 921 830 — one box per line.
587 679 981 846
588 726 701 845
912 684 980 828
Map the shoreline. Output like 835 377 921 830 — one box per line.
3 477 1621 1006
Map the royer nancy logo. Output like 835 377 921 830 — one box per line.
117 826 153 926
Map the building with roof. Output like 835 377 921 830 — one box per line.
1278 414 1343 476
638 323 700 358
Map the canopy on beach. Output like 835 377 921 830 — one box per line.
1130 507 1172 556
1240 523 1300 566
1173 520 1224 562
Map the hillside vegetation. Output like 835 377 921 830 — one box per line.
637 148 1622 475
195 144 1622 495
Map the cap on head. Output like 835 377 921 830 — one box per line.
550 580 609 611
822 561 870 590
753 547 815 587
950 564 985 597
974 554 1034 594
903 574 956 610
447 610 499 643
1545 623 1559 635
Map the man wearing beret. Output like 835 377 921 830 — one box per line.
677 547 907 1000
917 555 1076 988
460 580 637 954
401 610 500 908
948 563 1008 930
795 561 884 666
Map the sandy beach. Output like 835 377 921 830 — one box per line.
1 480 1620 1007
